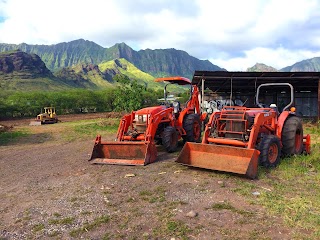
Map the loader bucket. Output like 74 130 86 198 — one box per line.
176 142 260 179
29 120 42 126
89 136 157 166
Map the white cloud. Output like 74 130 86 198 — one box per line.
0 0 319 70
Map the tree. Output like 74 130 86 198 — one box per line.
112 74 147 111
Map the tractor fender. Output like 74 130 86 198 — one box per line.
177 108 192 126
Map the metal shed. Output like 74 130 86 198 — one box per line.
192 71 320 120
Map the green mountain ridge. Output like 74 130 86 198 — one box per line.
54 63 113 89
55 58 160 89
0 50 166 91
1 39 318 79
98 58 163 89
0 39 224 78
280 57 320 72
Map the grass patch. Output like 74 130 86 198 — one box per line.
305 123 320 135
151 199 194 239
231 180 256 197
153 219 191 239
165 220 191 239
139 190 152 196
209 202 255 217
0 129 29 145
69 215 110 237
32 223 45 232
139 186 166 203
248 229 267 239
73 119 118 135
60 118 119 141
81 211 92 215
53 212 62 217
48 217 75 225
210 202 235 210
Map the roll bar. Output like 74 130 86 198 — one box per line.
256 83 294 112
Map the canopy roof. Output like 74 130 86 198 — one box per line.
192 71 320 93
155 76 191 85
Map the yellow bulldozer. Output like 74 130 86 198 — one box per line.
30 107 58 126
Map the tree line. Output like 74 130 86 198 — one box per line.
0 77 164 119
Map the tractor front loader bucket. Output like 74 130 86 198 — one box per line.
89 136 157 166
176 142 260 179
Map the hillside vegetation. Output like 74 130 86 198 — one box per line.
0 50 173 91
98 58 163 89
0 50 75 91
0 39 224 79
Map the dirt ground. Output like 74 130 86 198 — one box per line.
0 114 309 239
0 112 124 127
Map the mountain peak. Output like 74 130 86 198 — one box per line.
280 57 320 72
112 42 133 51
0 50 52 76
247 63 278 72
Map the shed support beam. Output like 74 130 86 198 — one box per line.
318 79 320 122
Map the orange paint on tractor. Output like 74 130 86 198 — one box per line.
176 83 311 179
89 76 205 166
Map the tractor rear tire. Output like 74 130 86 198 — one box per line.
162 126 178 153
281 116 303 156
183 114 201 142
259 135 281 168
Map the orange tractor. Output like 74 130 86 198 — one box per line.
89 76 206 165
176 83 311 178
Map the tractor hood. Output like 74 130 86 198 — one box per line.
135 105 167 115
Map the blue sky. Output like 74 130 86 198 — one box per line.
0 0 320 70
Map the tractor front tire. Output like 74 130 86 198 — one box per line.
162 126 178 153
183 114 201 142
281 116 303 156
259 135 281 168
